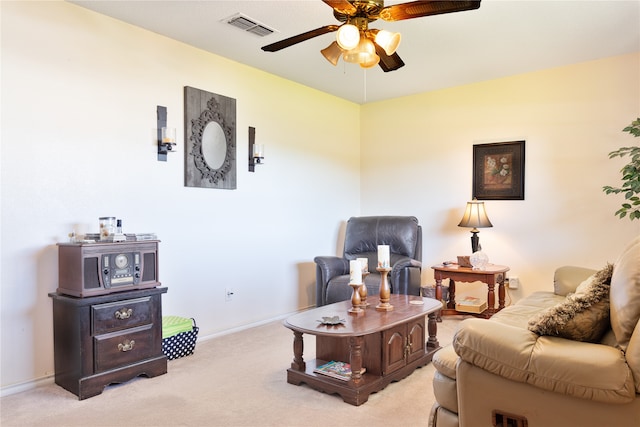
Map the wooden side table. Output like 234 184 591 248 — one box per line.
431 264 509 319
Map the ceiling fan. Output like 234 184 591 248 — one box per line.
261 0 481 72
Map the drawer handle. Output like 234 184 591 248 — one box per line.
118 340 135 352
114 308 133 319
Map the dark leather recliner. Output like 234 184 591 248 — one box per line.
314 216 422 307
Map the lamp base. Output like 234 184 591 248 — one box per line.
470 230 480 253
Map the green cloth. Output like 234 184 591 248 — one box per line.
162 316 193 339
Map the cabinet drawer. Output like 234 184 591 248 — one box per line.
94 325 155 372
92 297 152 334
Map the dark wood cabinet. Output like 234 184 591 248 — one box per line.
48 287 167 399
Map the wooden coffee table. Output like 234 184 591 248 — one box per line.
284 294 441 405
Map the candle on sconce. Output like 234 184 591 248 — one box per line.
161 127 176 143
253 143 264 158
377 245 390 269
350 259 363 284
357 257 369 274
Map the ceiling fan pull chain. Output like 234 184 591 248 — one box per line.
363 68 367 103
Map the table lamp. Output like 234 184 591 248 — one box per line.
458 198 493 253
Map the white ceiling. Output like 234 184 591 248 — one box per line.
70 0 640 104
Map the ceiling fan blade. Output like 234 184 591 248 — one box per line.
262 25 339 52
322 0 357 15
374 43 405 72
380 0 481 21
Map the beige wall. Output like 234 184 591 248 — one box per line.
360 52 640 298
1 1 639 392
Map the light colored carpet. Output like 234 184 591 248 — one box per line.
1 316 464 427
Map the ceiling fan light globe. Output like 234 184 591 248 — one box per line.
375 30 401 56
360 54 380 69
342 51 358 63
336 24 360 50
321 41 343 66
343 37 376 63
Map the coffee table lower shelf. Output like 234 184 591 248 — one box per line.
287 349 438 406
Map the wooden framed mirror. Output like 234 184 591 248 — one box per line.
184 86 236 189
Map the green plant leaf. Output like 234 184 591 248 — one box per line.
604 118 640 221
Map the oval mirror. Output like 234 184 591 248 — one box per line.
202 121 227 170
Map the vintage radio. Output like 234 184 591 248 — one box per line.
57 240 160 297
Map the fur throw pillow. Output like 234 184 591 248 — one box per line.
528 264 613 342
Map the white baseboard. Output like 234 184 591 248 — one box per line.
1 375 54 398
196 306 312 342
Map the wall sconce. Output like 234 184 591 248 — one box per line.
248 126 264 172
157 105 176 162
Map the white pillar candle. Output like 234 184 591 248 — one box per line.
161 127 176 143
252 144 264 158
357 257 369 273
378 245 390 268
350 260 363 284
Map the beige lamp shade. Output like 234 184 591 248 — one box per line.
458 198 493 230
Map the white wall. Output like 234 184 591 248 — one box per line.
360 52 640 299
1 1 360 389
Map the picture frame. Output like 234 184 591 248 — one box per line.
472 141 525 200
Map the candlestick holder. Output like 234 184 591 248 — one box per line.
376 267 393 311
348 283 364 314
359 272 370 307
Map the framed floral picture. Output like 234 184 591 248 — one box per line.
472 141 525 200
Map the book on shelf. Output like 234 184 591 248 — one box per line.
455 296 488 313
313 360 366 381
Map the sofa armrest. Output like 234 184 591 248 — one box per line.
553 266 597 296
453 319 535 383
390 256 422 294
314 256 349 306
391 256 422 274
453 318 636 403
314 256 349 278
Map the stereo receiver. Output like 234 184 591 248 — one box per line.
57 240 160 297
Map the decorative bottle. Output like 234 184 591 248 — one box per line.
470 246 489 270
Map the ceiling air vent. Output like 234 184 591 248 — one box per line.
224 13 275 37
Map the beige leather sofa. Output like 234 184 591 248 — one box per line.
429 236 640 427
